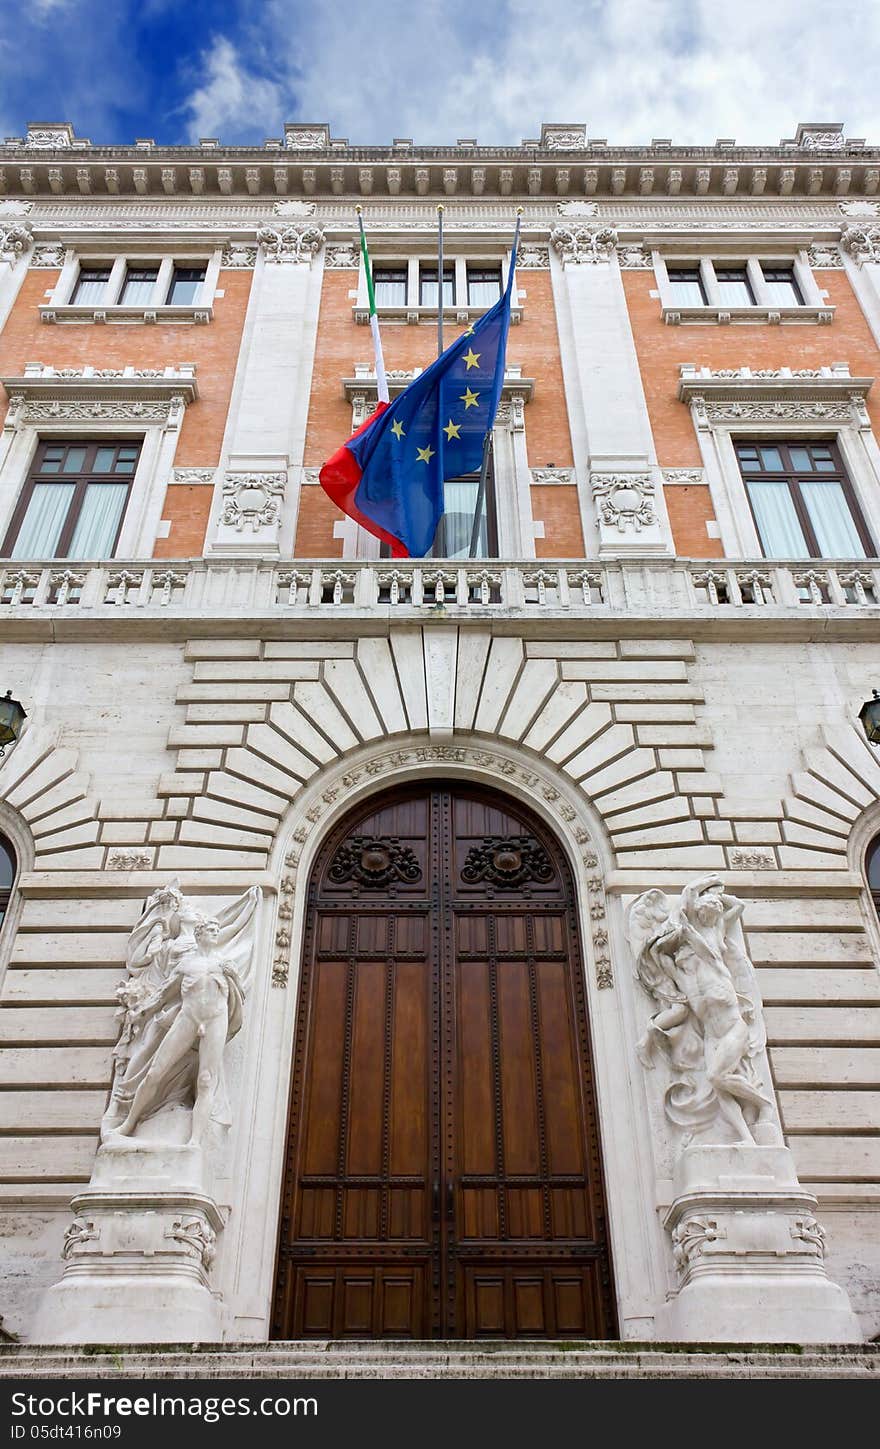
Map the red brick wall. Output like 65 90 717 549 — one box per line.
664 484 721 558
532 486 584 558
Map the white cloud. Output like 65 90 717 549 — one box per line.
258 0 880 146
182 35 284 141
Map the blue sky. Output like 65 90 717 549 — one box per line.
1 0 878 148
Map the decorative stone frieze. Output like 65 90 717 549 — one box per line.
220 471 286 532
107 849 152 871
531 467 574 485
284 124 330 150
617 242 653 268
29 242 66 268
516 243 550 268
550 221 617 265
662 467 705 485
324 241 358 268
220 242 258 268
167 468 215 491
25 124 75 148
541 124 587 150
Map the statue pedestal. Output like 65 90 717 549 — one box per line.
31 1145 224 1345
656 1144 862 1343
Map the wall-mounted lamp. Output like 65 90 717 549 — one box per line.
0 691 26 758
858 689 880 745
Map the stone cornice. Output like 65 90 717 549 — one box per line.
2 140 878 202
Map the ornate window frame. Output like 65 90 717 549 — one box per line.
655 247 834 325
37 246 222 324
352 241 523 325
332 365 536 559
0 364 197 558
678 365 879 557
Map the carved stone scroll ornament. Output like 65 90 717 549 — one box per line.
220 471 286 532
591 474 656 532
550 222 618 265
0 221 33 258
840 224 880 266
328 835 422 888
626 875 782 1149
256 223 325 264
100 879 261 1148
461 835 554 888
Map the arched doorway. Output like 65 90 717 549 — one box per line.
272 781 616 1339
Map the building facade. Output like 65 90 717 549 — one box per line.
0 118 879 1346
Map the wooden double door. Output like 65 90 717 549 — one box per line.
273 783 616 1339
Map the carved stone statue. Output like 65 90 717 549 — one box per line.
101 881 261 1147
626 874 781 1147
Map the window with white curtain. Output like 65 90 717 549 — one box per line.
1 440 141 559
735 440 874 559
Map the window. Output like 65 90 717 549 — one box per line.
71 267 111 304
431 471 497 558
667 267 706 306
419 266 454 308
467 266 502 307
735 440 874 559
761 266 803 307
373 267 408 307
867 835 880 924
165 266 206 306
0 834 15 933
715 266 754 307
119 265 159 305
1 439 142 560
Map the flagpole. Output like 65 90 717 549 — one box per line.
355 205 389 404
468 209 522 559
437 204 444 358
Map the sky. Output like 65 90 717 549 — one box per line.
0 0 877 150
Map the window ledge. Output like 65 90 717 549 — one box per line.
355 304 523 326
677 363 871 406
38 304 213 325
662 304 834 326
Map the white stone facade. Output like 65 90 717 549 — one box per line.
0 120 879 1347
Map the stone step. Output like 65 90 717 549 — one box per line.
1 1342 878 1380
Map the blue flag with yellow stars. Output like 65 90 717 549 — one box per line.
320 243 517 558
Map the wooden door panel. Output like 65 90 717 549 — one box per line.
273 783 615 1340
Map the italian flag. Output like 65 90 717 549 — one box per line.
319 211 404 554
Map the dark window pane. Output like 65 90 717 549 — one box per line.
93 447 117 473
761 266 802 305
800 480 866 557
10 482 76 556
39 447 65 474
667 268 705 305
789 446 813 472
759 447 784 471
0 840 14 890
467 266 501 306
166 266 206 305
746 481 808 556
868 838 880 890
373 268 407 307
68 482 129 558
120 266 158 305
72 267 110 304
715 267 753 305
61 447 87 473
420 267 454 307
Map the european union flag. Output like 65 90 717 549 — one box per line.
320 253 517 558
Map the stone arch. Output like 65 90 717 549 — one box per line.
218 735 667 1343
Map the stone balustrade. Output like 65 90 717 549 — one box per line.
0 556 878 617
